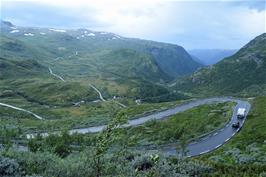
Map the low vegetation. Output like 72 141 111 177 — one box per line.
0 102 241 177
127 102 234 146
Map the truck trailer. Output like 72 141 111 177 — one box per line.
237 108 246 119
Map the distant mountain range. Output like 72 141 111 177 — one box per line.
1 20 199 102
2 20 264 100
188 49 237 65
0 20 202 81
176 33 266 97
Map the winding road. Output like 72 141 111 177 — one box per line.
162 98 251 157
48 67 127 107
0 102 44 120
49 67 66 82
89 84 127 107
23 97 250 156
89 84 106 101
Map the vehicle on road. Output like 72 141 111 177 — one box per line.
237 108 246 119
232 122 240 128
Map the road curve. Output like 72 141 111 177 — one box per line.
69 97 250 134
26 97 251 157
0 102 44 120
89 84 106 101
49 67 66 82
162 98 250 157
48 67 126 108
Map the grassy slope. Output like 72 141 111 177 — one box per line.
0 99 186 133
0 33 175 100
176 33 266 97
126 102 234 146
198 97 266 176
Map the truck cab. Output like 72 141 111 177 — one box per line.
232 122 240 129
237 108 246 119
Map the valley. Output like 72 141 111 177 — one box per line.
0 20 265 177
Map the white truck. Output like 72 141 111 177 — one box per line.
237 108 246 119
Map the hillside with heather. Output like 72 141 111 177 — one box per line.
175 33 266 97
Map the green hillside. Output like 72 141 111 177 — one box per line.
0 57 47 78
175 33 266 96
1 20 266 177
1 20 201 80
0 21 192 131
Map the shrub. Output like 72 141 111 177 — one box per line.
0 156 21 177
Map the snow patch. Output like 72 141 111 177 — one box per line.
87 33 95 36
49 28 66 33
10 27 17 30
10 30 19 33
24 33 34 36
40 32 46 35
76 37 80 39
114 35 121 39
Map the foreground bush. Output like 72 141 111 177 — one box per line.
0 156 21 177
2 149 213 177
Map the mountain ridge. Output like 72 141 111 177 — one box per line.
175 33 266 96
1 20 202 80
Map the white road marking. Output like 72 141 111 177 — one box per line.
215 144 222 149
225 138 230 142
200 150 210 154
190 142 198 145
213 132 218 136
202 137 208 140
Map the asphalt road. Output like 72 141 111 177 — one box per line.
1 97 250 156
162 98 251 157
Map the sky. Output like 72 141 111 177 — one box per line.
1 0 265 49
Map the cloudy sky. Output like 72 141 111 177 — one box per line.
1 0 265 49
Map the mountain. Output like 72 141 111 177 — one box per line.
0 21 197 104
0 20 202 80
188 49 237 65
175 33 266 96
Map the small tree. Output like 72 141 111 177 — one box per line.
91 111 128 177
176 126 188 158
